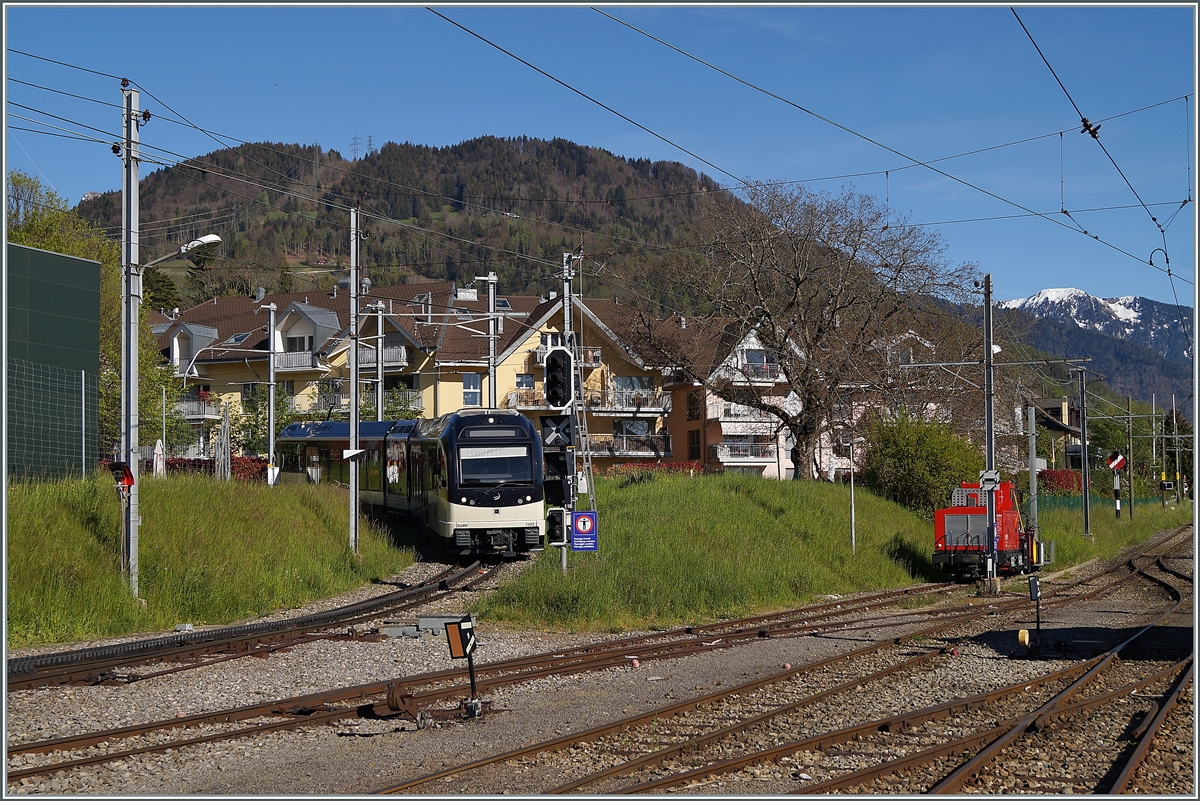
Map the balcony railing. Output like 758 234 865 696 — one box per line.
176 398 222 419
535 345 602 367
505 389 548 410
721 404 778 422
581 389 671 414
739 362 780 381
275 351 319 370
583 433 672 458
715 442 778 461
357 345 408 368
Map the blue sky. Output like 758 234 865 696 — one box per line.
4 3 1196 307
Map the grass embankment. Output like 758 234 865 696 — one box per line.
474 473 1193 633
1036 499 1192 575
6 475 413 649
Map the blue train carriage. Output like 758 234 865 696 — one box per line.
276 410 545 557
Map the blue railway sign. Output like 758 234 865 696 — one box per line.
571 511 598 551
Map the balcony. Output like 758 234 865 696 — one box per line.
275 351 320 371
505 389 549 410
357 345 408 369
176 398 222 420
720 403 778 422
535 345 602 368
583 433 672 458
581 389 671 415
714 442 778 462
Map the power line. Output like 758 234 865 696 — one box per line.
594 8 1190 285
427 8 752 190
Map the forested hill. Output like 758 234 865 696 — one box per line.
75 136 721 304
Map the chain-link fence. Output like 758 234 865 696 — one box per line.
7 357 98 481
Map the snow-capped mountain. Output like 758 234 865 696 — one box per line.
1000 288 1193 364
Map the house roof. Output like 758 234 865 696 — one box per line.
156 281 456 363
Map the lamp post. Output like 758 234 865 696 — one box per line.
120 81 223 598
840 436 865 554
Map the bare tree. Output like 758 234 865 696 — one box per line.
657 183 980 479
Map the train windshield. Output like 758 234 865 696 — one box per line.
458 445 533 486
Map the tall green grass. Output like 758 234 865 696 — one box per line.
1034 499 1192 573
6 475 413 648
475 473 940 631
474 473 1192 632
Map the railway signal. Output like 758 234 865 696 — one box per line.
444 616 482 718
1109 451 1125 518
544 347 574 410
541 414 573 447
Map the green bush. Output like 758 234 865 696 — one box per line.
860 412 985 518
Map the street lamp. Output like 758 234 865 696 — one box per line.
839 436 866 555
121 80 225 597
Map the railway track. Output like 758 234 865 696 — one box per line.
371 528 1192 795
5 562 493 692
7 525 1191 793
4 581 978 782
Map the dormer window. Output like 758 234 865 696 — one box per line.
286 335 313 353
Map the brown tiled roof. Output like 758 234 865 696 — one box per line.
157 281 455 362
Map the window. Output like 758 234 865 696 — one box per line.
687 429 701 460
515 373 534 389
458 445 533 486
686 391 703 421
613 375 655 392
281 380 295 397
241 383 258 402
463 373 481 406
613 419 651 437
286 335 312 353
743 349 779 379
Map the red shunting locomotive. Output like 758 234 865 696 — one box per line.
933 481 1045 580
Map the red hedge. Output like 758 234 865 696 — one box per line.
608 461 705 477
1038 469 1082 495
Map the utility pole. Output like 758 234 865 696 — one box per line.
1127 396 1134 519
982 274 997 587
120 84 142 598
1172 393 1181 503
261 302 277 484
1078 368 1091 537
561 253 577 572
376 302 385 421
1027 404 1038 542
482 272 498 409
349 207 360 554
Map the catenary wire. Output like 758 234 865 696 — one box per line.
593 8 1189 285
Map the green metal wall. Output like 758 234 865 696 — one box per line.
6 243 101 480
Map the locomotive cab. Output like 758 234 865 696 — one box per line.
933 481 1044 580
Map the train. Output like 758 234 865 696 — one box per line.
933 481 1047 580
275 409 546 558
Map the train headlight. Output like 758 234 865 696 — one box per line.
461 496 468 503
526 495 532 501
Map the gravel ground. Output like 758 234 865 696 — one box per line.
5 529 1194 795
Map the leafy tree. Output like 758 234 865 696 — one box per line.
143 264 184 314
6 170 184 458
636 183 978 479
860 411 985 518
232 386 295 457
